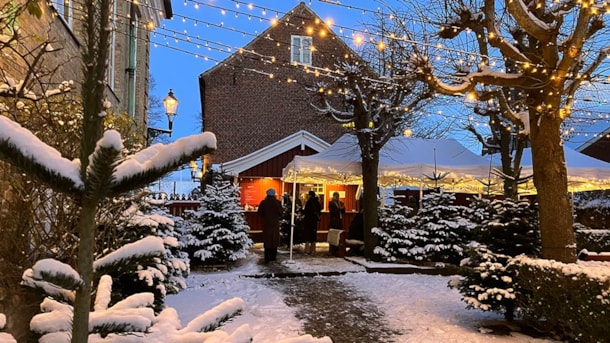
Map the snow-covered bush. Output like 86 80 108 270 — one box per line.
450 247 519 320
409 192 475 264
514 256 610 342
182 170 252 266
575 223 610 252
372 201 416 262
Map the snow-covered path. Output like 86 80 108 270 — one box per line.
166 250 557 342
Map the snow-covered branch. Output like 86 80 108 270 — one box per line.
483 0 531 64
505 0 552 42
109 132 216 196
0 115 83 194
180 297 245 333
93 236 166 274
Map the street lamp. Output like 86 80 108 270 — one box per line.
147 89 179 144
189 160 203 182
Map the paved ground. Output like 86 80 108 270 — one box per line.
252 246 400 343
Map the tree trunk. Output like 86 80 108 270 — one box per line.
361 154 380 260
529 112 576 263
71 200 98 343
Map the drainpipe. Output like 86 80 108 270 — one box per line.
127 6 137 119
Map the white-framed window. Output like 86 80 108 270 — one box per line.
107 0 117 90
50 0 73 29
291 35 312 65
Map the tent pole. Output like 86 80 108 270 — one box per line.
419 182 423 210
290 172 297 261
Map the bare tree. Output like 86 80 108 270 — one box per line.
397 0 609 262
312 29 434 258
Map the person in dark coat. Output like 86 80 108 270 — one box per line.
328 191 346 230
257 188 283 263
302 190 321 255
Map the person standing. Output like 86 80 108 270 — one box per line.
302 190 321 255
328 192 346 230
258 188 283 263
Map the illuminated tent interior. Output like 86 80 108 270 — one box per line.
505 147 610 194
282 134 498 194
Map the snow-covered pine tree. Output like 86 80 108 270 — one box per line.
410 192 475 264
450 247 519 321
476 198 541 257
183 169 252 266
451 198 540 320
96 191 190 311
372 200 416 262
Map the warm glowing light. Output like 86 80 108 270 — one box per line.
354 35 364 45
377 41 386 50
403 128 413 137
307 26 314 34
466 91 478 102
325 19 333 27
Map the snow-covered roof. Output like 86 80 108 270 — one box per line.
282 134 496 193
221 130 330 176
505 147 610 193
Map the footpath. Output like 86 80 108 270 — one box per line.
247 245 401 343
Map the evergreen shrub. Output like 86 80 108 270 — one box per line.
513 256 610 343
574 224 610 252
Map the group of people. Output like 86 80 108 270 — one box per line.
257 189 348 263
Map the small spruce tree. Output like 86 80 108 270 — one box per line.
182 170 252 266
410 192 475 264
476 198 541 257
452 197 541 321
372 200 416 262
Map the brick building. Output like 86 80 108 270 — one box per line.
199 2 356 165
198 2 362 236
0 0 172 136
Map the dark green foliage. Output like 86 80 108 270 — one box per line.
575 225 610 252
372 201 415 262
475 198 541 257
514 257 610 342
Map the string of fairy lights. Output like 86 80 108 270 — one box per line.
45 0 610 140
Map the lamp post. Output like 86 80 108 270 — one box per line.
147 89 178 144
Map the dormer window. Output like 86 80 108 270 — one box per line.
291 35 312 65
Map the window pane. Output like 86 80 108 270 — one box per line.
302 37 312 65
291 36 301 63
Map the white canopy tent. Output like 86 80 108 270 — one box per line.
282 134 498 192
508 147 610 194
281 134 499 260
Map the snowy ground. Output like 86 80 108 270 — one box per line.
166 247 556 343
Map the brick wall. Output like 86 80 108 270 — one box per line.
201 3 356 164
